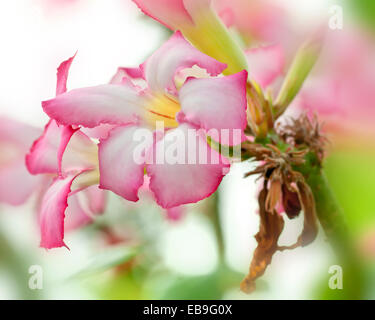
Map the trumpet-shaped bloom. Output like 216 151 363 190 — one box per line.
43 32 248 210
132 0 248 75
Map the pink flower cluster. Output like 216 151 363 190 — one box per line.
2 0 372 252
2 0 259 249
0 0 293 250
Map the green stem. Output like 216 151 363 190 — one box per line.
207 191 225 264
206 191 245 293
306 169 365 299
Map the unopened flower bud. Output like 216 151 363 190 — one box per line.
274 28 324 117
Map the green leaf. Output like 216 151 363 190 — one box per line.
274 33 323 117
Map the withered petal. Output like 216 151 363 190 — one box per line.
240 188 285 294
282 184 301 219
266 178 282 213
279 181 318 251
297 181 318 246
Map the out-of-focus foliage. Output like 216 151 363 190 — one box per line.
325 149 375 235
348 0 375 31
72 245 139 278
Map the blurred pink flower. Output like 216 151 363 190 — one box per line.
245 44 285 89
359 229 375 260
42 32 248 210
214 0 289 44
298 29 375 145
0 117 43 205
37 0 80 11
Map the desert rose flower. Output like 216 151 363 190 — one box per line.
26 55 107 249
42 31 248 210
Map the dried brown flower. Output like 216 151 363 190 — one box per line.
240 143 318 293
276 113 328 164
282 184 301 219
240 185 284 294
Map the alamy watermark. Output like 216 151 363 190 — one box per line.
328 265 343 290
132 121 242 166
329 5 344 30
28 265 43 290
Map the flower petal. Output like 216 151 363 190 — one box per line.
246 44 285 88
64 193 93 231
85 185 107 214
110 67 144 84
215 0 288 43
141 31 227 94
165 206 185 221
132 0 213 30
98 125 152 202
62 129 98 172
26 120 74 174
0 116 42 151
42 84 144 128
0 117 43 205
39 172 84 249
56 53 76 95
177 70 248 145
65 186 106 231
146 123 230 208
80 124 115 140
0 160 43 205
132 0 193 30
182 0 212 17
29 54 88 176
26 120 95 175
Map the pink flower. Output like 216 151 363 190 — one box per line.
25 54 107 249
42 32 248 210
245 44 285 89
0 115 106 249
214 0 289 44
37 0 80 13
298 29 375 144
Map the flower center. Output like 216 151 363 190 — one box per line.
145 93 180 128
